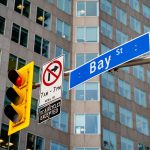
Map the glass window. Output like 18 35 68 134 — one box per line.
101 44 110 54
77 27 98 42
63 79 69 100
116 29 128 44
56 19 71 41
0 16 5 35
0 124 19 149
147 70 150 84
8 54 26 71
20 27 28 47
121 67 130 73
120 0 126 3
142 4 150 19
44 11 51 30
48 0 53 3
101 0 112 16
134 88 146 107
75 82 99 101
33 65 40 83
118 79 131 100
26 133 44 150
144 25 150 33
103 129 116 150
86 27 98 42
121 137 134 150
57 0 71 14
8 54 17 71
133 66 144 81
75 114 100 134
42 38 50 58
51 111 68 132
0 0 7 5
14 0 30 18
36 7 51 30
138 144 150 150
116 7 127 25
136 114 149 136
31 98 38 119
102 98 115 120
50 141 68 150
34 35 50 58
130 16 141 34
55 46 70 69
120 107 133 128
77 27 84 42
101 20 113 39
17 57 26 69
129 0 139 12
102 72 115 92
11 23 28 47
77 1 98 16
11 23 20 43
76 53 98 67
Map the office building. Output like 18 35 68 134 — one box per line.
0 0 150 149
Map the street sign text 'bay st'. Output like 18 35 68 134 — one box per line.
70 32 150 89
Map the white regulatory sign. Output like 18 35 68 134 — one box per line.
39 56 63 107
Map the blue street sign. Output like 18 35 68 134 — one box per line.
70 32 150 89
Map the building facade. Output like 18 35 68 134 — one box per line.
0 0 150 149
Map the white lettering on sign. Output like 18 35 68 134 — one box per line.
90 55 111 74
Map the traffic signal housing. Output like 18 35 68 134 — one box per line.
4 61 34 135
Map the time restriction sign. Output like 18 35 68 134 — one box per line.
38 56 63 123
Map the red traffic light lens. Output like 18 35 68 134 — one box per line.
8 70 22 87
16 76 22 87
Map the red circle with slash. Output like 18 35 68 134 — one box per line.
43 60 62 86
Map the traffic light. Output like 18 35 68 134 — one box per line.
4 61 34 135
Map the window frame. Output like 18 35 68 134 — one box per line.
51 110 69 133
0 0 7 6
55 45 70 69
8 53 26 71
75 53 98 68
75 82 100 101
11 23 29 48
74 113 100 134
136 114 149 136
76 26 99 43
76 1 99 17
56 18 71 41
36 7 51 31
57 0 72 15
34 34 50 58
121 136 134 150
0 16 5 35
50 141 68 150
102 98 116 121
119 106 133 128
25 132 45 150
0 123 20 150
14 0 31 18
